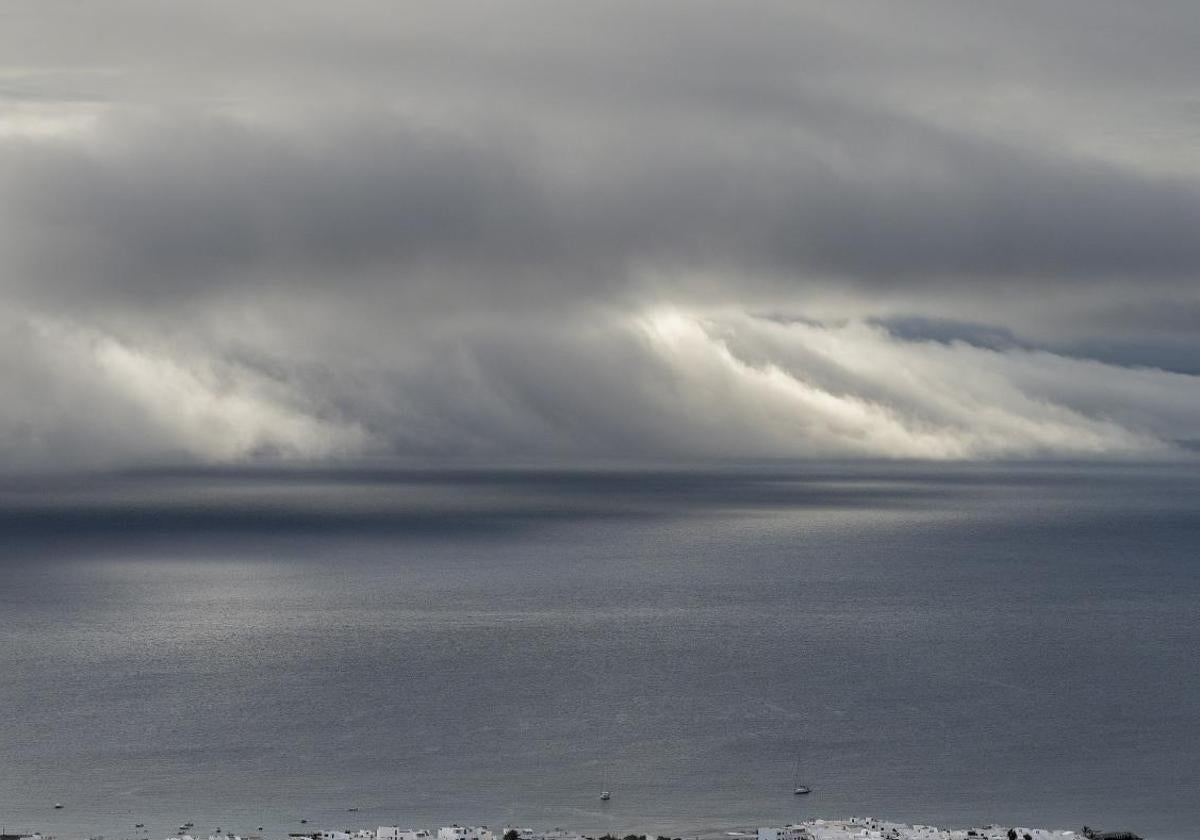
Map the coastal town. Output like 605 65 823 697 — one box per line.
0 818 1141 840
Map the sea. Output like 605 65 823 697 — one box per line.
1 463 1197 840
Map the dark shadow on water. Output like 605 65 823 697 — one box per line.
0 460 1194 547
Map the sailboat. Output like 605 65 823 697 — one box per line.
792 754 811 795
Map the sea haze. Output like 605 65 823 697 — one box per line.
1 464 1198 839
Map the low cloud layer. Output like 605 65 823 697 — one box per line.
2 308 1194 469
2 1 1198 468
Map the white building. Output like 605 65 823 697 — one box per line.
378 829 431 840
438 827 495 840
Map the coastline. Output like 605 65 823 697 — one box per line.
0 817 1140 840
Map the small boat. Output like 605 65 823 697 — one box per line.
55 803 65 809
599 791 611 801
791 754 812 795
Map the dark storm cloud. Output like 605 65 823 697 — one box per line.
1 1 1199 466
2 118 555 307
6 106 1200 316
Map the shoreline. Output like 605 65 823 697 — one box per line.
0 817 1142 840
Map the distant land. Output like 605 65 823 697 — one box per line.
0 817 1144 840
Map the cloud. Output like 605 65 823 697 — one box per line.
0 315 370 470
0 307 1192 470
1 2 1199 468
6 109 1200 317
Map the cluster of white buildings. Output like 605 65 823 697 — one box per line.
373 826 516 840
158 826 586 840
8 819 1107 840
273 824 1099 840
755 819 1080 840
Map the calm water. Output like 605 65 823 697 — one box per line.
1 464 1198 839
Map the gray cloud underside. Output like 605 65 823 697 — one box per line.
1 1 1199 468
7 111 1200 308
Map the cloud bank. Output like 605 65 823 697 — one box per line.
2 307 1193 469
1 1 1198 468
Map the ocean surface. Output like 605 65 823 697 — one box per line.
1 463 1198 840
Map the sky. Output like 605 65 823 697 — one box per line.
2 1 1199 469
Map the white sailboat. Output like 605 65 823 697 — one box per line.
792 754 811 795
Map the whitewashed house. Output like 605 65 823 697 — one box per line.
437 826 494 840
378 829 431 840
